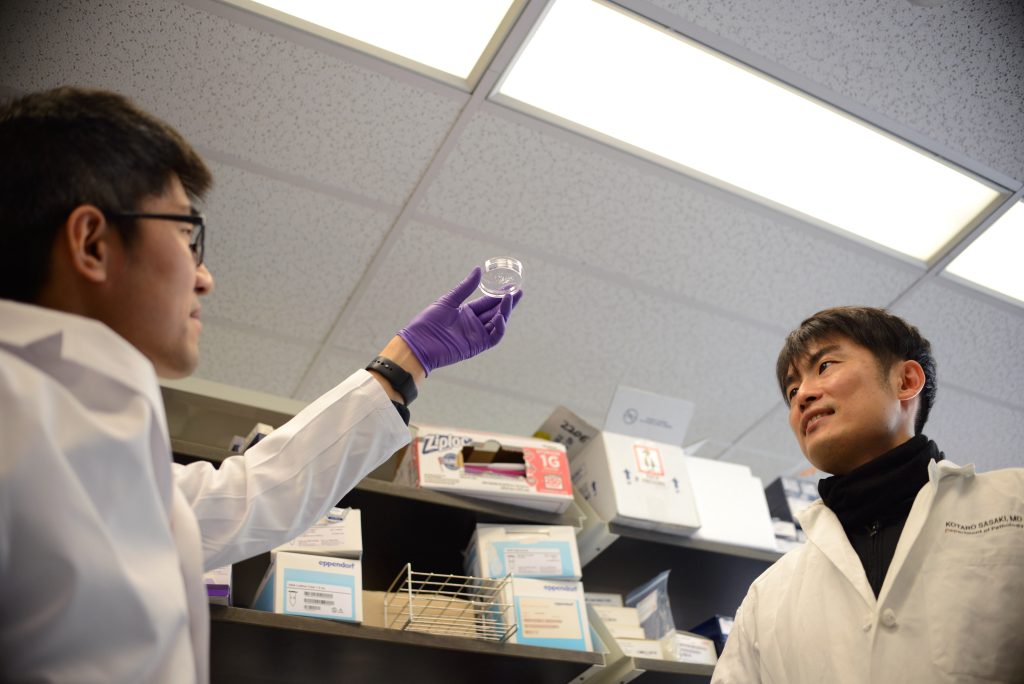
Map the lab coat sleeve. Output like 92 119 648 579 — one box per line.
711 591 762 684
172 370 411 571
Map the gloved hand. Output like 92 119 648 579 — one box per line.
397 267 523 375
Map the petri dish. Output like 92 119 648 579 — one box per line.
479 257 524 297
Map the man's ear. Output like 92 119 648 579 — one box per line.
895 359 926 403
63 205 117 284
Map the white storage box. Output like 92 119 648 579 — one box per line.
273 507 362 560
253 551 362 623
683 456 777 552
465 524 582 581
395 425 573 513
572 432 701 535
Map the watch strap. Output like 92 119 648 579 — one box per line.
366 356 418 405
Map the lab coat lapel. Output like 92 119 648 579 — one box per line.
876 459 973 604
798 501 877 607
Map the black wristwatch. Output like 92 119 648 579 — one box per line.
365 356 418 405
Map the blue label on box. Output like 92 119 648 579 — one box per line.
513 594 589 651
280 568 357 621
489 540 575 578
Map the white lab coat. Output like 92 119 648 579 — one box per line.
0 300 411 683
713 459 1024 683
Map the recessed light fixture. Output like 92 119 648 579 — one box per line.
945 201 1024 304
492 0 1003 263
225 0 521 87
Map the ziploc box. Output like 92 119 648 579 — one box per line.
394 425 573 513
573 432 701 535
253 551 362 623
501 578 593 651
273 507 362 560
465 524 582 581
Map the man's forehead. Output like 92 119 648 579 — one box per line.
785 336 850 378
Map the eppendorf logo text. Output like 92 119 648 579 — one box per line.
944 514 1023 535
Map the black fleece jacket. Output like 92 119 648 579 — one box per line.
817 434 944 597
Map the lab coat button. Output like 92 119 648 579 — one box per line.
881 609 897 628
862 622 871 632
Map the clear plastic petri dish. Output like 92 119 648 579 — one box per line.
479 257 523 297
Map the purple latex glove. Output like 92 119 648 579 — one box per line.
397 267 523 375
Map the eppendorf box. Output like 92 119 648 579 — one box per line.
394 425 573 513
273 507 362 560
502 578 593 652
573 432 701 535
253 551 362 623
465 523 582 581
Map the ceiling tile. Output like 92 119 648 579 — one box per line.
646 0 1024 182
194 320 314 396
727 402 805 465
298 347 562 438
892 278 1024 408
201 160 398 342
0 0 466 203
618 295 785 446
926 385 1024 472
330 219 661 421
418 110 923 328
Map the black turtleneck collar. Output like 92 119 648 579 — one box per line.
818 434 944 532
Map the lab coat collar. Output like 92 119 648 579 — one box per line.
0 299 166 421
928 457 974 483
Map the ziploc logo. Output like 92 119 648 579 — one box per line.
544 581 577 593
421 433 473 455
318 560 355 570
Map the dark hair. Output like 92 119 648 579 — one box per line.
0 87 212 302
776 306 937 434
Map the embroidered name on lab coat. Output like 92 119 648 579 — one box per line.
944 514 1023 535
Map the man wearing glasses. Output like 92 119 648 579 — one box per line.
0 87 521 683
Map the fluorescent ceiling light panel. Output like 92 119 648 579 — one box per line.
493 0 1001 262
945 202 1024 304
241 0 516 81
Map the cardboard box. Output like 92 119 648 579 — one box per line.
502 578 592 651
572 431 701 534
465 523 582 581
619 638 664 658
253 552 362 623
662 630 719 665
684 457 777 551
584 592 623 607
394 425 573 513
273 507 362 560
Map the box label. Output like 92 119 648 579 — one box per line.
518 597 584 640
283 569 355 620
633 444 664 478
525 448 571 494
503 546 565 577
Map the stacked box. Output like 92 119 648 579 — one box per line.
273 507 362 560
253 551 362 623
500 577 592 651
465 524 582 581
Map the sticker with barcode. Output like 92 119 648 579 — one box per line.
285 581 353 618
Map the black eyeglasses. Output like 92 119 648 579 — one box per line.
104 211 206 267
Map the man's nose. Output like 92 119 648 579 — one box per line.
195 262 214 295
